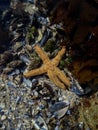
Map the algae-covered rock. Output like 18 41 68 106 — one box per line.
44 39 56 52
26 26 37 43
78 92 98 130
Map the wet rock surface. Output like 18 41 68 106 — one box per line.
48 0 98 91
0 0 98 130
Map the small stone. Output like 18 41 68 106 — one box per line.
34 91 39 97
1 115 7 121
13 42 23 51
0 103 5 109
25 44 33 51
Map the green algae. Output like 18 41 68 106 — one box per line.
26 26 37 43
44 39 56 52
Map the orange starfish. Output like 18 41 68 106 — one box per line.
24 44 70 89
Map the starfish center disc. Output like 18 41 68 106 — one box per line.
46 62 55 71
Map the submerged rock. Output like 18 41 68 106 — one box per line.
78 92 98 130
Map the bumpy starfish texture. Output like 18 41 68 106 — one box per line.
24 44 70 89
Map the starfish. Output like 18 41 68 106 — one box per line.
24 44 70 89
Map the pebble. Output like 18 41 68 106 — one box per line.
1 115 7 121
0 103 5 109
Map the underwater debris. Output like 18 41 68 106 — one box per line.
50 101 69 119
32 116 48 130
19 54 30 64
39 29 51 46
23 78 33 89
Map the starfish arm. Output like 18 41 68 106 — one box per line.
24 65 46 78
54 67 70 88
47 70 66 90
34 44 50 63
52 46 66 66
